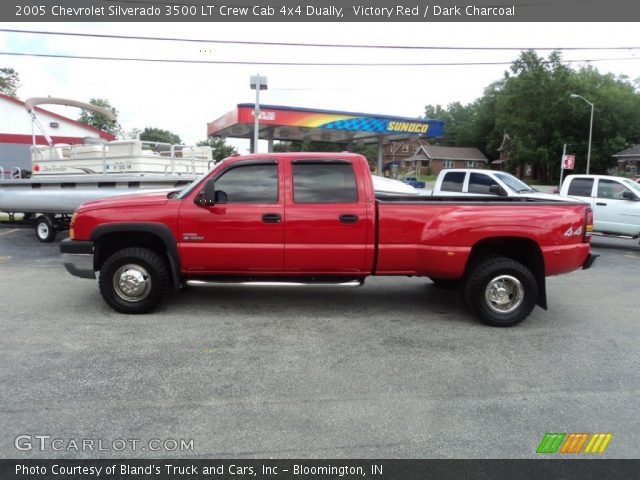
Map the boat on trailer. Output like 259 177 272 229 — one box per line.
1 97 423 243
0 97 210 242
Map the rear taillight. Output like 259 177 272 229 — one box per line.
583 207 593 242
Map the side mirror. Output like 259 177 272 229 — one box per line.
489 184 508 196
622 190 637 201
202 179 217 205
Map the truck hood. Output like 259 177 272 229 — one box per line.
77 190 172 212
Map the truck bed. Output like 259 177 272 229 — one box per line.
375 196 591 278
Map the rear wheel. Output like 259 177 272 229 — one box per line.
99 247 169 314
35 215 56 243
463 256 537 327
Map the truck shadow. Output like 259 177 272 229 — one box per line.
168 280 476 326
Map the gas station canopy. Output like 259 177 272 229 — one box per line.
207 104 444 146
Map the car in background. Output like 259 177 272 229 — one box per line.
373 175 425 196
401 176 426 189
430 169 573 202
559 174 640 238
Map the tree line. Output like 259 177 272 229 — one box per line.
426 51 640 180
4 52 640 178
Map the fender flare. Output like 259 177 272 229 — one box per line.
90 222 181 290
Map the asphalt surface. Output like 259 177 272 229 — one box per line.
0 226 638 459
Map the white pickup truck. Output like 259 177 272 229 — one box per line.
430 169 566 201
559 174 640 238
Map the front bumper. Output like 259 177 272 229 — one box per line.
582 252 599 270
60 238 95 279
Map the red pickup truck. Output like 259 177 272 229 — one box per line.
60 153 596 327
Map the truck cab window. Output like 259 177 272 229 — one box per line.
293 162 358 203
215 164 278 203
567 178 594 197
468 173 497 194
441 171 465 192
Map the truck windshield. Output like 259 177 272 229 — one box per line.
175 171 210 199
174 159 226 199
622 179 640 194
494 172 536 193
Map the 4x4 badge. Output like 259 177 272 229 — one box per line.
564 226 583 237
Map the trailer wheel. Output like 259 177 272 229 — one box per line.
99 247 169 314
35 215 56 243
463 256 537 327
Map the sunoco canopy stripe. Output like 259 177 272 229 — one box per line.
208 104 444 138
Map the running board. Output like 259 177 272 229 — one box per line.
592 232 638 240
186 278 364 288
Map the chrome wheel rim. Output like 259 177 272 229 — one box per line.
37 222 49 239
484 275 523 314
113 264 151 302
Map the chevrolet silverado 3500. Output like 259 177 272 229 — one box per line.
60 153 597 326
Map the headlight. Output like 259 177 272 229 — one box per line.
69 212 77 240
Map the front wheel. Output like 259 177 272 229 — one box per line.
463 256 538 327
99 247 169 314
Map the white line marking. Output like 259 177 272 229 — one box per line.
0 228 18 237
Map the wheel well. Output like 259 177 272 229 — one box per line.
94 232 171 276
466 237 547 309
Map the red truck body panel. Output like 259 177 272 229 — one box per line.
71 153 592 279
375 202 591 277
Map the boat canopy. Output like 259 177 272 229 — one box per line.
24 97 117 121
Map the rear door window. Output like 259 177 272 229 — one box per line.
567 178 594 197
440 172 465 193
292 162 358 203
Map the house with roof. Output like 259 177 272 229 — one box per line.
0 93 115 174
383 139 489 176
613 144 640 175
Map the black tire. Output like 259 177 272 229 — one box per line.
463 256 538 327
98 247 169 314
429 277 460 290
35 215 56 243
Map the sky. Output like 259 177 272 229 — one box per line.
1 22 639 153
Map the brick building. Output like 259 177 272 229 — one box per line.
383 139 488 176
613 144 640 175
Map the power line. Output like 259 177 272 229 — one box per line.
1 28 638 52
2 50 638 67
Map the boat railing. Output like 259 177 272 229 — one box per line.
30 140 213 176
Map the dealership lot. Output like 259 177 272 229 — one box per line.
0 227 638 458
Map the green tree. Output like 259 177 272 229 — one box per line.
139 127 181 145
127 127 142 140
0 67 20 97
424 50 640 181
568 66 640 173
78 98 119 136
197 137 237 160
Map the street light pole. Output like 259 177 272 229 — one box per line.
250 74 267 154
569 93 594 174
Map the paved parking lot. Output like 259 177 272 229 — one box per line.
0 227 638 458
